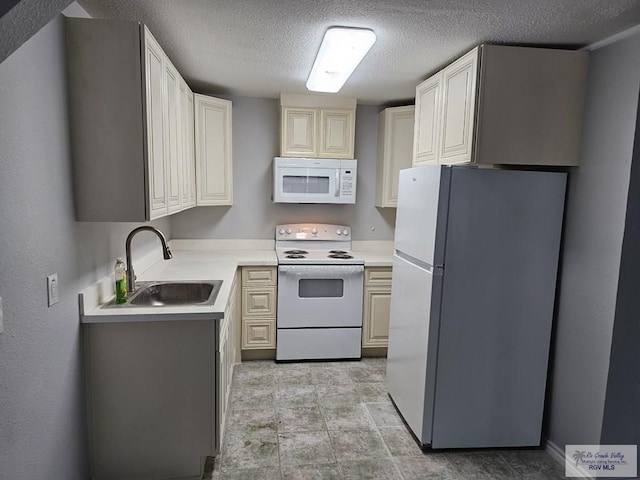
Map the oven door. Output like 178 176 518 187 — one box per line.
277 265 364 328
274 167 340 203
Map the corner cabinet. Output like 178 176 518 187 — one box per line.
280 93 356 159
376 106 415 207
362 267 393 353
240 267 277 353
413 44 588 167
194 95 233 206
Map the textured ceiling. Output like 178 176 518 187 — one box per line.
77 0 640 104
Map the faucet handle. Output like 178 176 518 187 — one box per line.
164 246 173 260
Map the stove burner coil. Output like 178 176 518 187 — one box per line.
286 254 306 259
328 253 354 259
284 250 309 255
329 250 348 254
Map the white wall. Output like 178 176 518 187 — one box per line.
546 30 640 448
0 11 170 480
170 96 397 240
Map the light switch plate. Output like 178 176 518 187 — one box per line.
0 297 3 334
47 274 59 307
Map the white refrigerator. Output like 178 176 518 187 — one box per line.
387 165 567 449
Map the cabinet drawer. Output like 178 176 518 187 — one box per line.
241 286 277 317
242 267 277 286
242 319 276 349
365 267 393 286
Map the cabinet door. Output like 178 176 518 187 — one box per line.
186 90 196 207
439 47 479 165
143 29 168 220
362 286 392 348
194 94 233 206
281 107 318 157
319 108 355 159
178 81 196 210
377 106 415 207
163 60 182 213
413 73 442 166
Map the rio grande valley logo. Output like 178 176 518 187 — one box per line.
565 445 637 477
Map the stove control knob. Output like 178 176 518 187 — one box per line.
342 229 349 236
279 228 285 235
286 228 292 234
311 227 318 235
336 228 342 235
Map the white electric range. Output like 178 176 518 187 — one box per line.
275 224 364 361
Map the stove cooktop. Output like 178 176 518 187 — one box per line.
275 248 363 265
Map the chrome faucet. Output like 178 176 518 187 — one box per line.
125 226 172 293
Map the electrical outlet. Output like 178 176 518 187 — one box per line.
0 297 3 334
47 274 59 307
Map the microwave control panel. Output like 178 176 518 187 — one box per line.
339 160 357 203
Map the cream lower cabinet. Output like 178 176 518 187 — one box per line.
218 271 239 444
362 267 392 352
84 275 239 480
241 267 277 351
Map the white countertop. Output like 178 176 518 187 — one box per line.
80 242 393 324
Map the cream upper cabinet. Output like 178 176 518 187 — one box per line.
280 93 356 159
413 44 588 167
413 73 441 166
439 48 479 164
66 19 199 221
194 94 233 206
376 106 415 208
186 90 197 207
281 107 318 157
178 79 196 210
319 108 355 158
143 30 169 219
164 59 182 214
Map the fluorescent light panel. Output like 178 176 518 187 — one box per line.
306 27 376 93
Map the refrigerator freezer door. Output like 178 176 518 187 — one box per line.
395 166 449 267
387 253 441 446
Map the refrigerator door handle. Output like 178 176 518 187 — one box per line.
395 249 443 275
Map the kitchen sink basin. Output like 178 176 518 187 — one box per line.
104 280 223 308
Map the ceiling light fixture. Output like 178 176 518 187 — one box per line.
306 27 377 94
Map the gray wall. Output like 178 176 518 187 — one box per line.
546 31 640 448
170 97 397 240
0 11 170 480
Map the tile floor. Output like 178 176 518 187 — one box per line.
204 358 565 479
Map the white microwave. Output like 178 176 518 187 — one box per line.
273 157 357 204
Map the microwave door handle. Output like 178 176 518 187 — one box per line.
335 170 340 198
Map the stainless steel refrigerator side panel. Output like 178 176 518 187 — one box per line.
430 167 567 449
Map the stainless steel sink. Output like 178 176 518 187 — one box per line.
103 280 223 308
